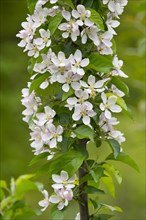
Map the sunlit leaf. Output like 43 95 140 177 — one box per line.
85 185 105 194
88 8 104 30
74 125 94 142
92 214 114 220
90 167 104 183
103 164 122 184
48 12 63 36
101 171 115 197
27 0 37 13
106 152 139 172
101 203 123 212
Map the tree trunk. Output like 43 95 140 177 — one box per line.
79 139 89 220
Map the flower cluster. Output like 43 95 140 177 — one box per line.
39 171 77 211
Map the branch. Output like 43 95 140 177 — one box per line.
79 139 89 220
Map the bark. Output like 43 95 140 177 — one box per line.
79 139 89 220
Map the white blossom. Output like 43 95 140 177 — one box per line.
99 112 119 132
100 92 122 119
110 84 125 97
72 4 93 27
81 25 100 46
80 76 109 98
111 55 128 78
75 213 80 220
38 190 50 212
97 31 113 55
39 29 51 47
109 130 126 144
32 6 49 27
58 10 80 42
52 170 76 190
70 49 89 75
106 13 120 35
35 106 56 126
50 0 58 4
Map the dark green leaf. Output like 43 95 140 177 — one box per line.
90 167 104 183
83 0 94 8
29 152 50 166
27 0 37 13
62 88 74 101
88 8 104 30
107 139 121 159
37 150 85 177
64 0 75 9
92 214 114 220
74 125 94 142
89 53 113 73
111 77 129 96
85 185 105 194
59 137 74 152
48 12 63 36
106 152 139 172
51 209 64 220
29 73 49 93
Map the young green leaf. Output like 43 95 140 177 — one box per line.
92 214 114 220
106 152 139 172
27 0 37 13
64 0 75 9
88 8 104 30
83 0 94 8
103 164 122 184
29 152 50 166
101 203 123 212
48 12 63 36
74 125 94 142
90 167 104 183
29 73 49 93
84 185 105 194
88 53 113 73
101 171 115 197
107 139 121 159
62 88 74 101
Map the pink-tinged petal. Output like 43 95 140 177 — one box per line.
88 75 95 85
83 115 90 125
74 49 82 62
110 104 122 113
108 95 117 105
105 109 111 119
52 183 63 189
57 202 65 210
67 97 78 105
80 58 89 67
61 170 68 181
49 195 60 203
40 81 49 89
57 126 63 134
77 4 85 14
62 10 71 21
52 174 62 183
72 10 80 19
49 138 57 148
101 92 107 104
62 83 70 92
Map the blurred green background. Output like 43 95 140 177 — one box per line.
0 0 145 219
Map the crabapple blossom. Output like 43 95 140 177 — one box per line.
106 13 120 35
75 213 80 220
111 55 128 78
110 84 125 97
100 92 122 119
72 4 93 27
38 190 50 211
32 6 50 26
39 29 51 47
25 39 44 58
50 0 58 4
99 112 119 132
52 170 76 190
47 6 61 17
81 25 100 46
58 10 80 41
30 127 44 151
35 106 56 126
57 71 82 92
80 76 109 98
72 102 96 125
70 49 89 75
108 130 126 144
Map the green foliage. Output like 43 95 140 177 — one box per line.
107 139 121 159
0 175 42 220
48 12 63 36
88 8 104 30
88 53 113 73
74 125 94 142
27 0 38 13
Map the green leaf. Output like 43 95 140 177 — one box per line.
103 164 122 184
85 185 105 194
48 12 63 36
64 0 75 9
59 137 74 152
0 180 8 190
111 77 129 96
107 139 121 159
101 171 115 197
89 53 113 73
88 8 104 30
83 0 94 8
90 167 104 183
92 214 114 220
51 209 64 220
29 152 50 166
106 152 139 172
29 73 49 93
62 88 74 101
74 125 94 142
116 97 128 111
38 150 85 177
101 203 123 212
27 0 37 13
